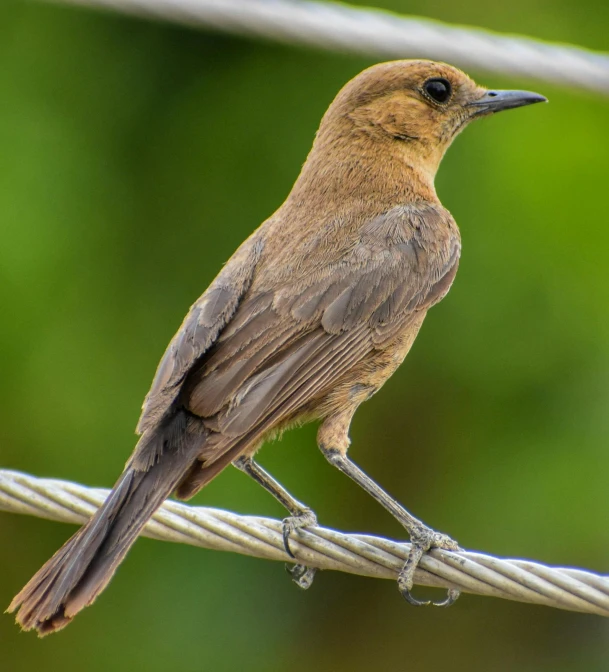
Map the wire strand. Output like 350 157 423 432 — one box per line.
1 469 607 616
43 0 609 94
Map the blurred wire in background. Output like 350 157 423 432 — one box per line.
48 0 609 93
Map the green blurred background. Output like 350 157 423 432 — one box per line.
1 0 608 669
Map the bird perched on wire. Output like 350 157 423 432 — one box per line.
9 59 546 635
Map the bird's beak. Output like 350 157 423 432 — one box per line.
468 89 547 115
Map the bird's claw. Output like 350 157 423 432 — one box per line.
401 588 431 607
397 525 461 607
281 509 318 589
282 508 317 558
433 588 461 607
285 563 317 590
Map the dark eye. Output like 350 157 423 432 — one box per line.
423 78 452 104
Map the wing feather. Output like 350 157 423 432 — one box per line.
136 232 264 433
183 204 460 456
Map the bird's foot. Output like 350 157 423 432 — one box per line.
285 563 317 590
282 508 317 558
397 525 461 607
282 508 317 589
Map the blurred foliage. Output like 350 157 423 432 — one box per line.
1 0 608 670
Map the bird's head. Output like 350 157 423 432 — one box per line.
315 59 546 184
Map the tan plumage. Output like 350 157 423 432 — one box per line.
9 60 546 634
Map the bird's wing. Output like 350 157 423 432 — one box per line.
185 204 460 446
136 231 264 434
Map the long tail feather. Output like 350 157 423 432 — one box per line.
8 410 205 636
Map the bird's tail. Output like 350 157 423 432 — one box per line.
8 409 205 636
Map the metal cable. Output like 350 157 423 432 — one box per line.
44 0 609 95
1 469 607 616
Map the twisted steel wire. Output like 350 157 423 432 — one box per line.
44 0 609 94
1 469 607 616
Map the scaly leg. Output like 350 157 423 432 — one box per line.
318 412 461 607
233 455 317 589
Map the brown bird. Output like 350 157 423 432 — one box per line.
9 60 546 635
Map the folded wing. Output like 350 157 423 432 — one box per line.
183 205 460 463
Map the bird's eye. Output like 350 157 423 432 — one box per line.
423 78 452 104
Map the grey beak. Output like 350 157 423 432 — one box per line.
469 89 547 114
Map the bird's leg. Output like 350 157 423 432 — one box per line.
317 414 461 607
233 456 318 554
233 455 317 589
